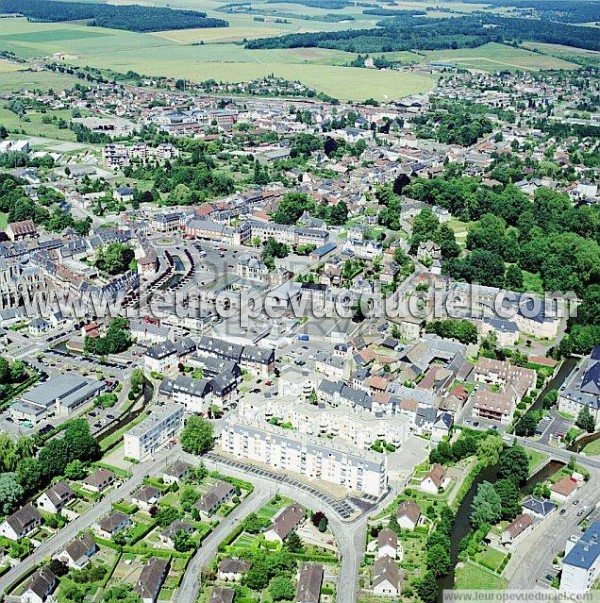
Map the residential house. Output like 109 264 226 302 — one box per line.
217 558 252 582
53 535 97 570
396 500 421 531
296 563 323 603
420 464 449 495
264 503 306 543
20 567 57 603
522 497 557 519
550 477 578 504
95 510 131 539
193 481 235 519
37 481 75 514
0 504 42 541
131 485 162 511
161 460 191 485
501 513 534 547
373 555 400 598
377 529 398 560
159 520 194 548
135 558 169 603
82 469 115 493
210 587 235 603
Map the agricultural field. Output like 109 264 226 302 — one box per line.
0 106 78 142
425 42 579 71
522 42 600 67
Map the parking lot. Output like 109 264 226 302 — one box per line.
205 452 373 521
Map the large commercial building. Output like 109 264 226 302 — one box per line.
560 521 600 594
11 374 105 422
124 405 184 461
220 417 388 496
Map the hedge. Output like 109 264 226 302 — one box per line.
218 523 244 552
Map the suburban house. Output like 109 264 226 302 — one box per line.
501 514 534 547
161 460 192 485
396 500 421 531
95 511 131 539
373 555 401 598
522 497 557 519
296 562 324 603
193 481 235 519
135 558 169 603
6 219 37 242
377 529 399 560
550 477 579 504
0 504 42 541
36 481 75 514
209 587 235 603
217 558 252 582
53 535 97 570
19 567 57 603
131 485 162 511
159 520 194 548
420 464 449 495
264 503 306 543
82 469 115 493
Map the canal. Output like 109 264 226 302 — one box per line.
528 356 578 414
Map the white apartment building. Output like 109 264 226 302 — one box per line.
560 521 600 595
220 417 388 496
124 404 184 461
277 368 316 401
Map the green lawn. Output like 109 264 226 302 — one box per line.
455 561 509 589
0 213 8 230
583 439 600 456
474 547 507 573
527 450 549 476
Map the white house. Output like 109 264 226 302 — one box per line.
372 556 400 597
0 504 42 541
37 481 75 514
420 464 449 495
53 535 97 570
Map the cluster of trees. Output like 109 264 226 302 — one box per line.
261 237 290 270
425 319 478 344
0 420 99 512
429 433 478 465
84 318 132 356
0 356 29 402
0 174 91 235
415 505 455 603
241 548 298 592
180 416 214 456
95 243 135 275
410 207 461 260
558 285 600 356
576 405 596 434
126 150 235 206
413 101 493 146
0 0 228 32
245 12 600 53
271 192 348 226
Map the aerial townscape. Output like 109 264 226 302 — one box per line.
0 1 598 603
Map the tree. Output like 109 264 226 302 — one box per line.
173 530 195 552
417 571 438 603
504 264 524 290
514 412 538 437
180 416 214 455
576 405 596 433
65 460 87 480
493 479 521 522
243 512 271 534
311 511 326 527
476 435 503 467
156 506 181 528
285 531 303 553
272 192 314 225
427 544 450 576
470 481 502 529
499 445 529 486
103 585 141 603
318 517 328 533
269 576 295 601
179 484 200 507
49 559 69 577
0 473 24 514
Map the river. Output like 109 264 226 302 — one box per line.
528 356 578 414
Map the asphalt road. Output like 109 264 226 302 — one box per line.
176 483 271 603
0 448 177 596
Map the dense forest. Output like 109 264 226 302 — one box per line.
246 13 600 52
462 0 600 23
0 0 228 32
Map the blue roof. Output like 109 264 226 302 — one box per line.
311 242 337 257
564 521 600 570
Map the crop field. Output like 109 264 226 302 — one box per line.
522 42 600 66
425 42 579 71
0 58 20 72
